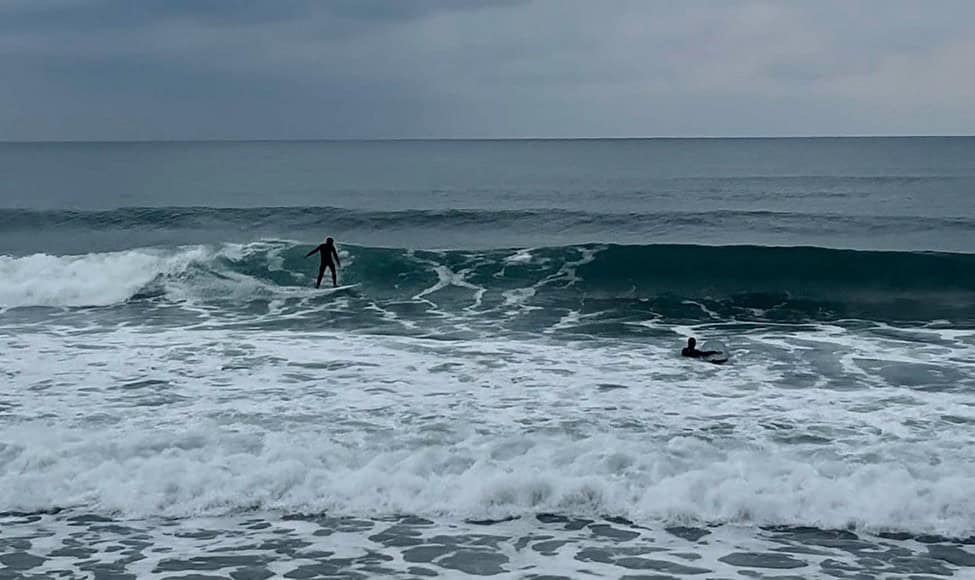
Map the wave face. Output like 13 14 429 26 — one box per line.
2 241 973 325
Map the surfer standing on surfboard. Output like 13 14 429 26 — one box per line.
305 237 340 288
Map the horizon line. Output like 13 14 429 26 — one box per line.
2 134 974 145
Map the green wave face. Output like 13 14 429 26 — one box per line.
168 242 975 326
4 240 972 326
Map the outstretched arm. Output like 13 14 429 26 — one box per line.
332 246 340 267
305 244 321 258
701 350 722 357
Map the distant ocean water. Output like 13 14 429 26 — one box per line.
1 138 974 579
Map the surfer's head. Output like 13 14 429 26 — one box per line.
687 337 696 348
326 237 334 245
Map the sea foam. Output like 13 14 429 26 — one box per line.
0 247 210 308
1 327 973 536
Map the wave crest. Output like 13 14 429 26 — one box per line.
0 248 209 308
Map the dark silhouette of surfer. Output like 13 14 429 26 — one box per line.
306 237 340 288
681 337 722 359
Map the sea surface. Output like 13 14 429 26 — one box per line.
1 138 974 579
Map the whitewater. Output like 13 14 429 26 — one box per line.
2 138 975 579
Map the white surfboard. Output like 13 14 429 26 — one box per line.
319 282 361 294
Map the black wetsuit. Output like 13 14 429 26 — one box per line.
681 347 720 358
306 242 340 288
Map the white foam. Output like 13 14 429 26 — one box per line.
501 287 536 308
504 249 535 264
0 248 211 308
2 415 973 535
0 242 321 309
541 244 602 287
1 326 973 536
412 261 486 311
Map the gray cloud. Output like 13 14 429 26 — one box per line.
1 0 973 140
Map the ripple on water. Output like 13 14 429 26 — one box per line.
8 513 972 578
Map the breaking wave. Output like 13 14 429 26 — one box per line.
0 419 972 536
1 241 973 323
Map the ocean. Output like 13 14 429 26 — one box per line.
1 137 974 579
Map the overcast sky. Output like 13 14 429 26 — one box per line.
1 0 973 140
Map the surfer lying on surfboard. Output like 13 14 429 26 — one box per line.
681 337 723 361
306 237 340 288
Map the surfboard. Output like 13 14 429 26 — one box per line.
701 341 729 365
320 283 361 294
